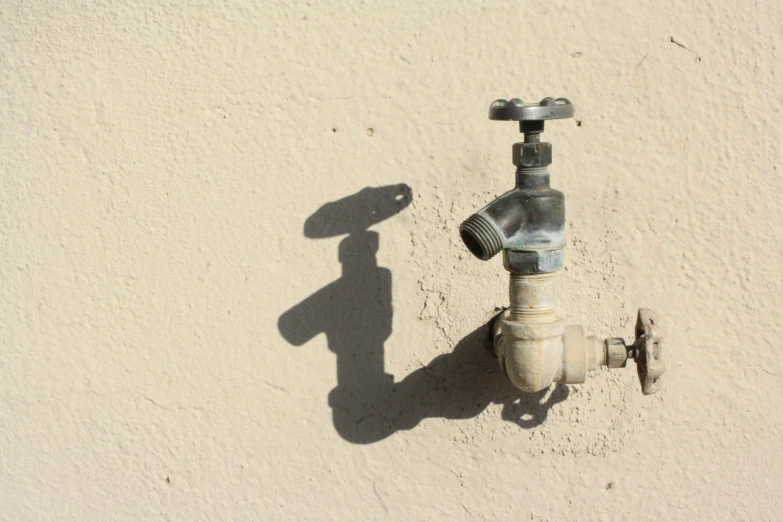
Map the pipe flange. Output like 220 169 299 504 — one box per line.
489 97 574 121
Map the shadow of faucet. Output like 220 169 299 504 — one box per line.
278 185 569 444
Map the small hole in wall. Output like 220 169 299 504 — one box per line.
366 128 374 137
332 128 337 133
576 120 582 127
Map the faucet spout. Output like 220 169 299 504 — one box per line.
459 166 565 262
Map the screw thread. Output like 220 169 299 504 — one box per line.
459 214 503 260
509 273 557 320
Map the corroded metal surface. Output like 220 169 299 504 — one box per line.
466 96 666 395
633 309 666 395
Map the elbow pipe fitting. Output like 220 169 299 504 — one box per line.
489 274 612 393
493 308 665 394
493 311 607 392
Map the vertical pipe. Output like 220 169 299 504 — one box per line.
509 273 557 321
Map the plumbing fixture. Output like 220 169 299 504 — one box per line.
460 98 665 395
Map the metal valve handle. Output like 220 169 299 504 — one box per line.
488 97 574 121
488 96 574 141
631 308 665 395
605 309 666 394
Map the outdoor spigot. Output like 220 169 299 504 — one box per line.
459 98 572 268
461 97 666 395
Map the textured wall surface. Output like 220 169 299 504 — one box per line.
2 1 782 520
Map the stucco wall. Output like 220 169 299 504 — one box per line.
2 1 782 520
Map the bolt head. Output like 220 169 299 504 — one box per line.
503 249 563 274
513 142 552 167
605 338 627 368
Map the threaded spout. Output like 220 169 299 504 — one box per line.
459 214 503 260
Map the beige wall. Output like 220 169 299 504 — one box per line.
2 1 782 520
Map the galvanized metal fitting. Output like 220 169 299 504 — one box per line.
605 338 628 368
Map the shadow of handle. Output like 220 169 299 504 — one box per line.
500 384 570 429
304 184 412 238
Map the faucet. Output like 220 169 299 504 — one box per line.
460 98 665 395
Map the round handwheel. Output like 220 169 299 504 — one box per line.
488 97 574 121
634 308 665 395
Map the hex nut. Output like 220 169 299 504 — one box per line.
503 249 563 274
513 142 552 167
605 338 627 368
